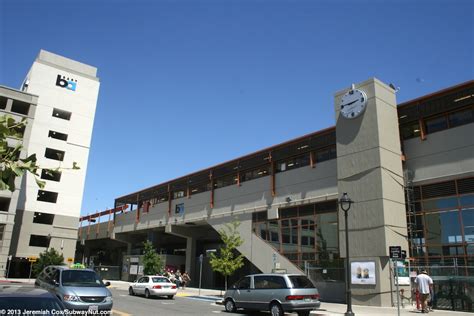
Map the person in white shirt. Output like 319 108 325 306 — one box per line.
415 270 433 313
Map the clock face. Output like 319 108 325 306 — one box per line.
340 89 368 119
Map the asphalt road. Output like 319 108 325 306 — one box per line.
110 288 272 316
111 288 225 316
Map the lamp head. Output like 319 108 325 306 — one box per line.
339 192 353 211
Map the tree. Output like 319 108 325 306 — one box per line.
32 248 65 276
209 220 245 291
0 114 79 192
142 240 163 275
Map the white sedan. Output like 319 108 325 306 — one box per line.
129 276 177 299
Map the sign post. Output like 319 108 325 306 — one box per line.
28 256 37 282
389 246 401 316
6 255 12 279
198 254 203 296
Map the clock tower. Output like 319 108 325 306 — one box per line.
334 78 409 306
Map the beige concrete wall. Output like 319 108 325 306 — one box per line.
335 78 408 307
403 122 474 184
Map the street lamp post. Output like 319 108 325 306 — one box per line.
339 192 354 316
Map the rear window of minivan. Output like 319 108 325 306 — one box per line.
289 276 315 288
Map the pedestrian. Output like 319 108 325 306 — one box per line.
415 269 433 313
175 270 182 288
182 271 191 289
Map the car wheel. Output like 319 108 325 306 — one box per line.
297 311 310 316
145 289 151 299
167 295 174 299
270 302 284 316
224 299 236 313
128 287 135 296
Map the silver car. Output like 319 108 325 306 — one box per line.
223 273 320 316
35 266 113 312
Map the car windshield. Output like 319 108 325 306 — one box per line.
289 276 316 288
0 297 63 312
152 277 170 283
61 270 104 287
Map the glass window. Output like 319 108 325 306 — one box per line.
29 235 50 247
0 197 10 212
289 276 315 288
424 210 462 244
254 276 287 289
37 190 58 203
428 245 464 256
152 277 170 283
0 96 7 110
400 121 421 140
48 130 68 141
61 270 104 287
425 116 448 134
461 208 474 243
11 100 30 115
467 244 474 255
0 224 4 241
422 197 458 211
448 108 473 128
189 182 210 195
41 169 62 182
33 212 54 225
276 153 310 173
316 146 336 163
241 165 270 182
52 108 71 120
45 148 65 161
460 194 474 207
234 277 250 289
214 174 238 189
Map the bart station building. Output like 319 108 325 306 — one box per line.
78 78 473 310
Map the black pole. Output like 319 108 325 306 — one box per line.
344 208 354 316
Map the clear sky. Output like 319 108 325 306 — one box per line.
1 0 473 216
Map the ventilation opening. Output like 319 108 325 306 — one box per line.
33 212 55 225
37 190 58 203
48 130 68 142
0 198 11 212
40 169 62 182
45 148 65 161
458 178 474 194
52 108 71 120
11 100 30 115
421 181 456 199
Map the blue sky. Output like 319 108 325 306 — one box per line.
1 0 473 215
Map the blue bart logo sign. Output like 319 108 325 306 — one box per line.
56 74 77 91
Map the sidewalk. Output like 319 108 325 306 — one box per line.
1 279 471 315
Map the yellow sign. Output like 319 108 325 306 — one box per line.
67 257 74 263
28 256 37 262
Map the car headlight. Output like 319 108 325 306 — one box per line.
63 295 80 302
105 296 113 303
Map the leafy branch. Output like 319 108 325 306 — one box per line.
0 114 80 192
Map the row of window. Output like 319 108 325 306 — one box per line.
35 107 73 205
400 106 473 140
147 146 337 205
0 96 31 116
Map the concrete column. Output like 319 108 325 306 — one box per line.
185 237 196 275
334 78 409 307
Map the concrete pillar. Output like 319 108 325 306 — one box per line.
185 237 196 275
334 78 409 307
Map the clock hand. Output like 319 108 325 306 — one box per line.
343 99 358 107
